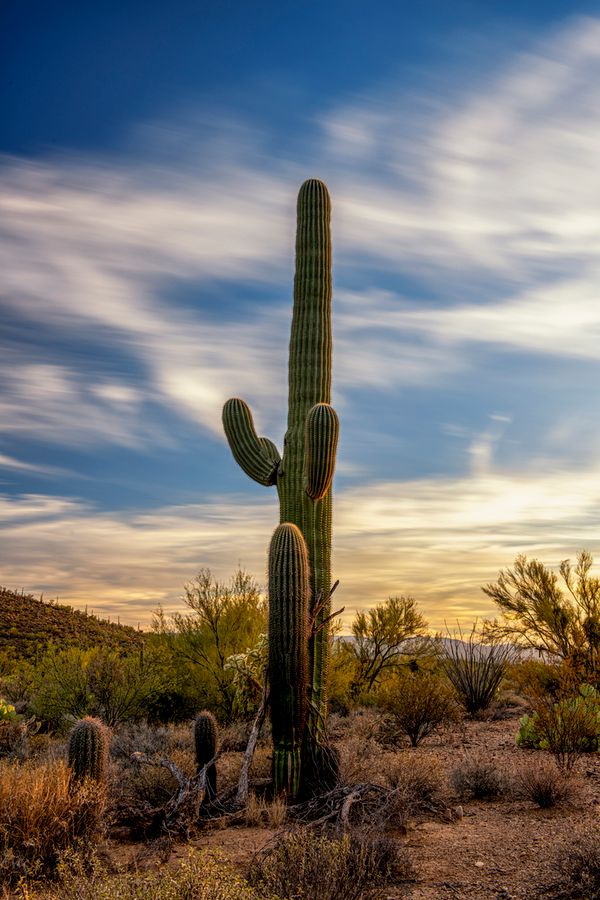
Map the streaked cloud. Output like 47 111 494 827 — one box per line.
3 457 600 629
3 14 600 627
2 16 600 455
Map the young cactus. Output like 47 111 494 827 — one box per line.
194 710 218 803
223 179 339 798
67 716 109 783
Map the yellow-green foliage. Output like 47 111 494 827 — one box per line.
46 849 268 899
378 672 459 747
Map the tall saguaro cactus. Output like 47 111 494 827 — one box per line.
223 179 339 797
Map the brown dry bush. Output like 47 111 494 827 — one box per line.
536 826 600 899
0 758 103 885
384 752 447 808
248 829 413 900
335 710 385 785
511 757 577 808
450 754 507 800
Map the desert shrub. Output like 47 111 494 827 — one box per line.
49 848 265 900
111 721 193 761
0 758 103 884
30 645 168 728
483 551 600 685
507 659 563 701
511 757 576 808
450 755 506 800
331 709 384 785
163 568 267 723
515 684 600 771
349 596 428 698
384 753 446 808
0 698 33 759
538 827 600 899
249 829 413 900
437 625 515 716
378 673 458 747
107 722 197 836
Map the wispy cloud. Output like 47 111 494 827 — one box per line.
3 458 600 628
3 14 600 627
3 16 600 456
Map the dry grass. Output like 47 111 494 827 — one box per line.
0 757 103 884
45 848 265 900
450 754 507 800
244 793 287 828
511 756 578 808
248 829 413 900
335 710 385 785
537 826 600 899
383 752 447 808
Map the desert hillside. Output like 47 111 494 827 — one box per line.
0 586 143 660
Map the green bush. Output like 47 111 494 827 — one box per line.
378 672 458 747
30 645 168 728
515 684 600 769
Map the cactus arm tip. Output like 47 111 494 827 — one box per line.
304 403 339 501
222 397 280 487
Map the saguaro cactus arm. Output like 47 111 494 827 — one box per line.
222 397 280 487
304 402 339 501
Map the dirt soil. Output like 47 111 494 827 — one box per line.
105 710 600 899
206 711 600 900
393 711 600 899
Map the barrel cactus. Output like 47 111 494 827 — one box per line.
223 179 339 798
67 716 109 783
194 710 218 802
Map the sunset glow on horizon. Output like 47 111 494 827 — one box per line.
3 4 600 629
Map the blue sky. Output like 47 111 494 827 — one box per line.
3 1 600 628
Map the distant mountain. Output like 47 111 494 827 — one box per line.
0 587 143 661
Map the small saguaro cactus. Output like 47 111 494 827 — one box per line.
67 716 109 783
194 710 218 803
223 179 339 798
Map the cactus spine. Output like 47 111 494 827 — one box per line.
194 710 218 803
67 716 109 783
223 179 339 797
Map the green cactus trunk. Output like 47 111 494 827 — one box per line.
223 179 338 799
278 181 334 744
268 522 309 796
67 716 109 784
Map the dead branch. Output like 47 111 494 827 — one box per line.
131 749 224 832
235 668 270 808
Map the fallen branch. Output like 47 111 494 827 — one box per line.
131 749 224 832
